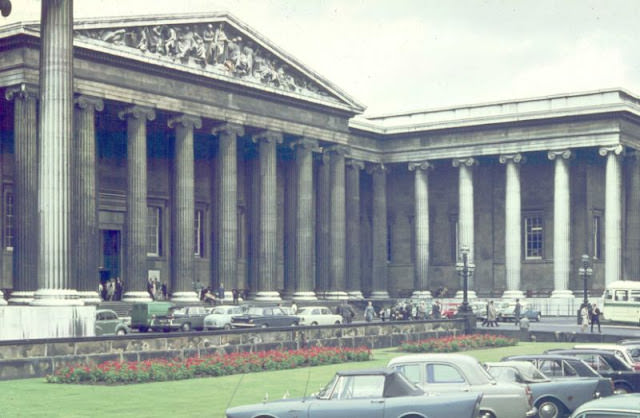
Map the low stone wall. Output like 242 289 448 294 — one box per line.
0 319 466 380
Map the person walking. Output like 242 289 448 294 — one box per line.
590 303 601 333
487 300 498 327
364 301 375 322
579 303 590 332
513 298 522 327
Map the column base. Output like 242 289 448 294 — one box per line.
254 291 282 302
324 291 350 301
502 290 525 299
347 291 365 300
122 291 153 303
550 289 575 298
171 291 201 303
77 291 102 305
8 291 33 305
30 289 84 306
454 290 477 299
411 290 433 299
292 291 318 301
369 291 391 299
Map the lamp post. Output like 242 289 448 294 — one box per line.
578 254 593 306
456 245 475 313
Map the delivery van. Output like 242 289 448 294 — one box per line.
130 301 175 332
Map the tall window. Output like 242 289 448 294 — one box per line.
593 214 602 260
4 187 14 251
194 209 203 257
524 216 543 259
146 206 161 256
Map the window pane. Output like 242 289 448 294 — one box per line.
525 216 543 259
4 189 14 250
146 207 160 256
429 364 465 383
194 209 203 256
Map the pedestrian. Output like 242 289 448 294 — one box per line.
290 301 298 315
161 282 168 300
364 301 375 322
513 298 522 327
114 277 123 301
487 300 498 327
580 304 590 332
232 288 239 305
590 303 601 333
482 302 490 326
218 282 225 300
431 300 441 319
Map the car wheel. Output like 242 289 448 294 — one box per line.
334 320 341 325
614 384 631 394
537 398 563 418
479 411 495 418
115 329 126 336
223 324 232 330
311 321 319 326
181 323 191 332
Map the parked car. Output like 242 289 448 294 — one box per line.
203 305 245 330
296 306 342 326
485 360 613 418
619 339 640 362
387 353 537 418
225 368 484 418
546 349 640 393
231 305 299 328
495 300 542 322
95 309 130 336
572 343 640 370
129 301 175 332
569 393 640 417
503 354 609 380
149 305 209 332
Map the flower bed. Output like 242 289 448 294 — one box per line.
400 334 517 353
46 346 371 385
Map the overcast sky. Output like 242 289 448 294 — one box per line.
5 0 640 116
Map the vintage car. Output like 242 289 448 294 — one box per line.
296 306 343 326
503 354 610 381
225 368 484 418
485 360 613 418
95 309 130 336
546 349 640 393
202 305 245 330
572 343 640 370
231 305 299 328
149 305 209 332
619 339 640 362
495 300 542 322
387 353 537 418
569 393 640 417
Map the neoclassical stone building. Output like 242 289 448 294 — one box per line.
1 12 639 305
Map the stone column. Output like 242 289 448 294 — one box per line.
370 163 390 299
548 150 573 298
500 153 524 299
324 145 349 300
408 161 433 299
315 153 330 298
32 0 82 305
169 115 201 303
213 123 244 297
626 151 640 279
73 95 104 304
252 131 282 301
5 84 38 305
292 138 318 300
600 145 624 286
120 105 155 302
452 157 477 292
346 159 364 300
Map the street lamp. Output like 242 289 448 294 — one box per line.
578 254 593 306
456 245 475 313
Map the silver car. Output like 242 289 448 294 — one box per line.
203 305 244 330
388 353 537 418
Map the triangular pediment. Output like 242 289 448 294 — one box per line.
72 12 364 113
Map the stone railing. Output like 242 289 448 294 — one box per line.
0 319 467 380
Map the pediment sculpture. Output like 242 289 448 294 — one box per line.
76 22 336 102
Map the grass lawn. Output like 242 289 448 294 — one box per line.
2 341 574 418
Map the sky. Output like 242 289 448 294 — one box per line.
4 0 640 116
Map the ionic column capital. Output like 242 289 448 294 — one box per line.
452 157 477 168
367 162 388 175
290 137 318 151
74 95 104 112
5 83 39 101
118 105 156 122
212 122 244 137
547 149 572 160
346 159 365 171
324 144 350 157
252 130 283 144
499 153 524 164
598 144 624 157
168 114 202 130
408 161 433 171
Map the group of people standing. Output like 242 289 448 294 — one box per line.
579 302 602 333
99 277 124 301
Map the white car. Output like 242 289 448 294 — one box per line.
203 305 244 330
296 306 342 326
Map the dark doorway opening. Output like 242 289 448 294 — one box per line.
101 230 121 282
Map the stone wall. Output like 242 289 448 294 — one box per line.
0 319 466 380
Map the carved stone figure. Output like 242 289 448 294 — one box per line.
212 23 229 64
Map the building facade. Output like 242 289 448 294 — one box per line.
1 12 639 304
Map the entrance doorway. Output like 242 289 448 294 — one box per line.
101 230 121 282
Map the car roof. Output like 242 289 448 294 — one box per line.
573 393 640 413
96 309 117 315
336 368 397 376
505 354 585 361
388 353 478 364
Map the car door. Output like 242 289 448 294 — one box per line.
96 311 117 335
308 375 385 418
